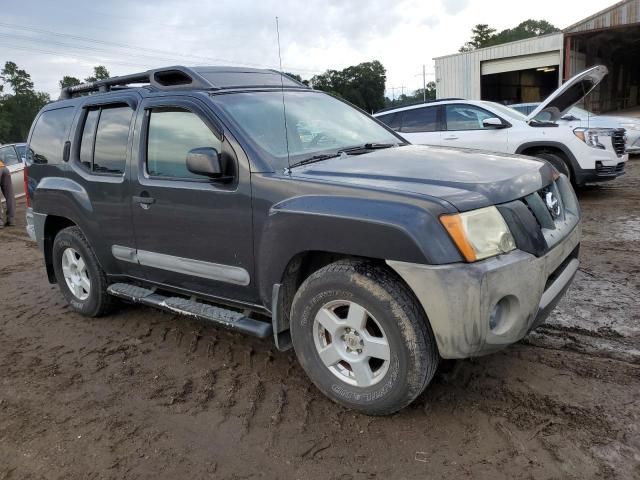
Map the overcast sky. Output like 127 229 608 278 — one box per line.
1 0 616 98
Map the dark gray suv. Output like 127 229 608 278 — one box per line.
25 66 580 414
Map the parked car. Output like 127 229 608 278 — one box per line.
25 66 580 415
511 102 640 154
0 143 27 198
375 66 627 186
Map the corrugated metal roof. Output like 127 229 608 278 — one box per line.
433 33 562 61
564 0 640 33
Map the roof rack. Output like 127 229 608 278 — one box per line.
374 98 465 114
59 65 309 100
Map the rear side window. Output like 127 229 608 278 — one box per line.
28 107 75 164
146 108 222 180
399 107 438 133
0 146 20 166
78 106 133 175
376 113 400 131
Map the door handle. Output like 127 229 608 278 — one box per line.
133 195 155 209
444 135 459 140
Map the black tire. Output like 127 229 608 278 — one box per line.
290 259 439 415
535 151 572 181
52 226 115 317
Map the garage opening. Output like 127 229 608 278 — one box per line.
566 24 640 115
479 51 561 105
481 66 560 105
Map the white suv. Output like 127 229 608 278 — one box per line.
374 66 628 186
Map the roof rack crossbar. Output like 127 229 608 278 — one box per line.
59 72 151 99
58 66 218 100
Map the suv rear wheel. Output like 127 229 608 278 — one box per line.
290 259 438 415
52 226 115 317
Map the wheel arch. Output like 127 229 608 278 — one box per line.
516 142 579 177
43 215 77 283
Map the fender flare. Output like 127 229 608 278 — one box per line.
255 194 462 306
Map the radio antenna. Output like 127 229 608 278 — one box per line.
276 16 291 171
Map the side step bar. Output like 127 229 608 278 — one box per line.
107 283 272 339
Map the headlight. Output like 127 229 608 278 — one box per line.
620 123 640 131
573 127 613 149
440 206 516 262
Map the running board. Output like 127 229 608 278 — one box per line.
107 283 272 339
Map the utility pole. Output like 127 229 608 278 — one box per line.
422 64 426 102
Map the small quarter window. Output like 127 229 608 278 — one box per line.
146 108 222 179
28 107 75 164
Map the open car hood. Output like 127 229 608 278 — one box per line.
526 65 608 123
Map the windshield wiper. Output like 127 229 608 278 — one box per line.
288 152 344 169
341 142 401 154
288 143 401 169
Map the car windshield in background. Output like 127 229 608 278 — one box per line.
488 102 528 122
213 91 401 168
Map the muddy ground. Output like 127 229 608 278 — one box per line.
1 162 639 480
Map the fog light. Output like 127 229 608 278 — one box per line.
488 296 519 334
489 302 503 331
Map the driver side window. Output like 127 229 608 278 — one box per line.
146 108 223 180
445 105 495 131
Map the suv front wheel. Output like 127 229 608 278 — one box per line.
52 226 115 317
290 259 439 415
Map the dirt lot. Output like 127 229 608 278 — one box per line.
1 162 639 480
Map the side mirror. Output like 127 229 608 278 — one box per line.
483 117 506 128
186 147 223 178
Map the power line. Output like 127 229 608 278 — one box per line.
0 22 323 75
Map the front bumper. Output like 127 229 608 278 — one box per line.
574 155 627 184
387 224 580 359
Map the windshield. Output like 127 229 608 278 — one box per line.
212 90 402 167
568 106 592 119
487 102 528 122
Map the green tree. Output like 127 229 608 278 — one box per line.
459 20 559 52
0 62 50 143
488 20 559 47
284 71 309 86
311 60 386 113
384 81 436 109
84 65 110 83
60 75 81 89
459 24 496 52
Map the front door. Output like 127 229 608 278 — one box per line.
441 103 510 152
128 96 255 304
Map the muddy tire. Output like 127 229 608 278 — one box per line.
290 259 439 415
52 226 115 317
535 151 572 181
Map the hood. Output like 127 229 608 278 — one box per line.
291 145 555 212
527 65 608 123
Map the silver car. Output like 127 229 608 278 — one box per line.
0 143 27 199
511 103 640 154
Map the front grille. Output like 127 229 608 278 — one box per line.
521 176 580 251
612 129 626 156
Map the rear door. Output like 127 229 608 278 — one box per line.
441 103 510 152
396 105 442 145
128 95 255 304
67 96 140 278
0 145 24 196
